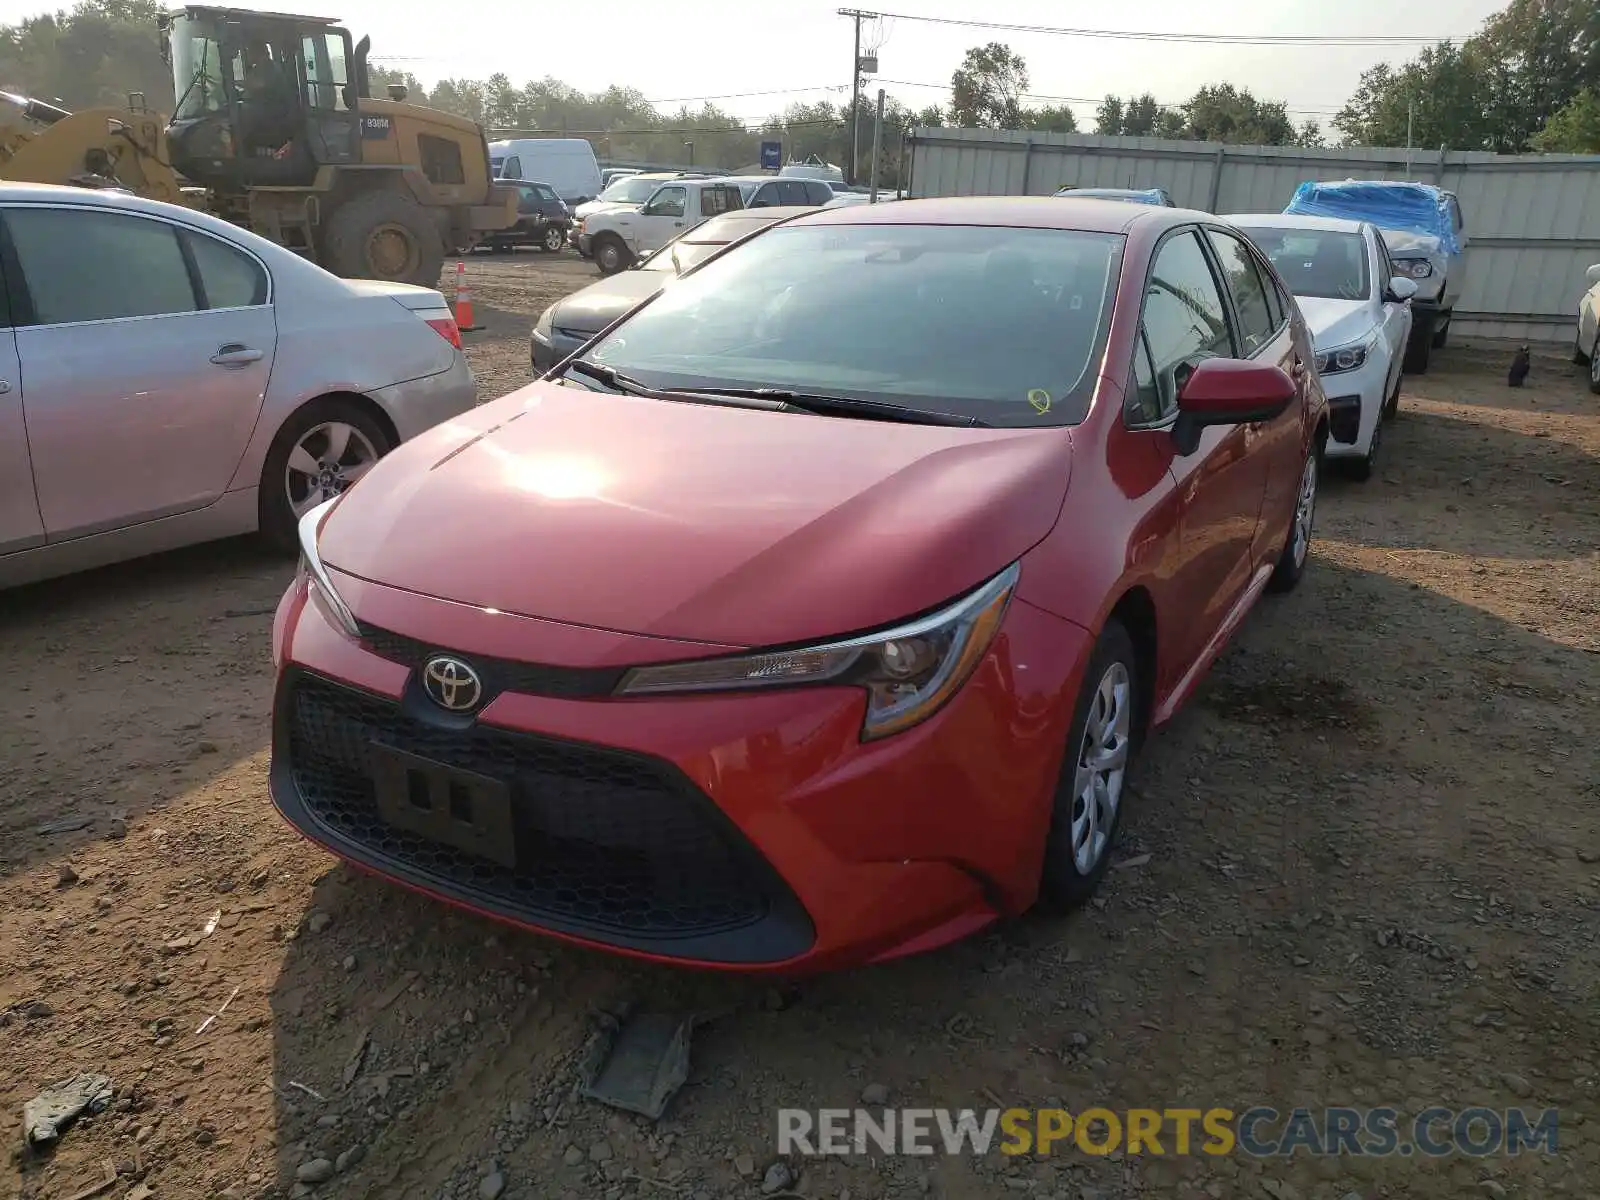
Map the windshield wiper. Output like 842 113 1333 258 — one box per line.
563 359 663 396
680 387 989 428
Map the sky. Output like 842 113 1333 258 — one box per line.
5 0 1510 129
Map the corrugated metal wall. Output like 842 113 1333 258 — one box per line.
907 127 1600 344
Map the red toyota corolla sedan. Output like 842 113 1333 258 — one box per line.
270 198 1328 974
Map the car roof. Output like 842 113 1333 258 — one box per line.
786 195 1189 234
1225 212 1369 235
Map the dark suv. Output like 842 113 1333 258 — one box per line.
485 181 571 253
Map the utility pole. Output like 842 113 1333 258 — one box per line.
839 8 871 186
869 88 885 203
1405 97 1415 177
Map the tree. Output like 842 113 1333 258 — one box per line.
1184 83 1296 145
1026 104 1078 133
1333 41 1500 151
1095 95 1123 135
949 42 1028 128
1533 87 1600 151
1295 119 1325 148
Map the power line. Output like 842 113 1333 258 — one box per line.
850 10 1465 45
874 76 1345 115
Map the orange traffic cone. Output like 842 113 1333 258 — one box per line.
452 261 483 332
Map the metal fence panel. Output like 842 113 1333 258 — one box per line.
908 128 1600 343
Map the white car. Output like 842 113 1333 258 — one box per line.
0 183 476 589
1228 213 1417 480
1571 262 1600 392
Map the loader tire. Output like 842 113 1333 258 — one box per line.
323 190 446 287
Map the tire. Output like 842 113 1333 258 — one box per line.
1431 313 1450 349
1589 332 1600 395
1345 415 1379 481
1403 323 1432 375
258 398 394 553
593 234 630 275
1573 333 1589 365
1267 444 1319 593
1037 619 1140 911
323 190 446 288
541 225 566 253
1381 370 1401 421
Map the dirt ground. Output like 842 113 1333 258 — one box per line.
3 250 1598 1200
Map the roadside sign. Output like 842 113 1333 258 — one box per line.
760 140 782 170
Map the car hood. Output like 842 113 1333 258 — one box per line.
1378 228 1444 258
1294 297 1378 352
548 271 670 334
317 383 1073 648
575 200 639 220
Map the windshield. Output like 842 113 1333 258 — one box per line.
169 15 228 119
569 223 1124 427
599 176 663 204
1237 227 1371 301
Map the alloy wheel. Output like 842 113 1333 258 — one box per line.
285 422 381 520
1070 662 1131 875
1590 338 1600 387
543 226 565 252
1292 454 1318 567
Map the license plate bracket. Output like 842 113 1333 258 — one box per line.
369 743 516 869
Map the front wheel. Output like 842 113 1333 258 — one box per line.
1345 415 1380 482
1037 620 1139 911
541 225 566 253
1403 323 1432 374
593 234 630 275
1267 447 1318 593
1589 333 1600 395
258 399 392 553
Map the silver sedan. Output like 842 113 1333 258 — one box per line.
0 183 477 588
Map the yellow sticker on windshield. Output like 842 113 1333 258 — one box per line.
1027 389 1053 414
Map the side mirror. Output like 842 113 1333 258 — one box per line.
1386 276 1419 302
1586 263 1600 285
1172 358 1297 456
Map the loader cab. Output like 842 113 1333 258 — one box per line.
162 5 367 190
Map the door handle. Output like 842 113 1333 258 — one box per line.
1290 358 1306 379
0 380 10 394
211 344 264 367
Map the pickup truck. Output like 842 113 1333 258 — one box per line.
575 178 747 274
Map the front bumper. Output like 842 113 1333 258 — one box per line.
366 353 478 439
530 327 591 372
269 571 1092 973
1318 356 1387 457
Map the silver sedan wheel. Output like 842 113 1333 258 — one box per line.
285 422 380 520
1071 661 1131 875
1292 453 1318 567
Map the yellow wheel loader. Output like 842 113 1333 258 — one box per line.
0 5 518 287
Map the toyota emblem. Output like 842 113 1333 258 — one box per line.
422 655 483 712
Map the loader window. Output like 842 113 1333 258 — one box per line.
419 135 467 185
172 31 228 118
301 32 350 111
6 209 197 326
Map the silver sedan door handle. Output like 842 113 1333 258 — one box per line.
210 344 264 367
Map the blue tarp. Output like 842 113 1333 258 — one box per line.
1283 180 1460 256
1057 187 1170 205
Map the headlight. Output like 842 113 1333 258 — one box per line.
614 563 1020 741
1398 259 1432 279
296 497 360 639
1315 339 1372 375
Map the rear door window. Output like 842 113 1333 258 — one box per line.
184 230 269 309
777 180 810 205
804 181 834 205
701 186 741 217
1204 229 1277 355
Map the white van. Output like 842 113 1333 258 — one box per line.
489 139 603 206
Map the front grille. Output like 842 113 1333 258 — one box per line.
279 672 810 956
357 622 624 700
